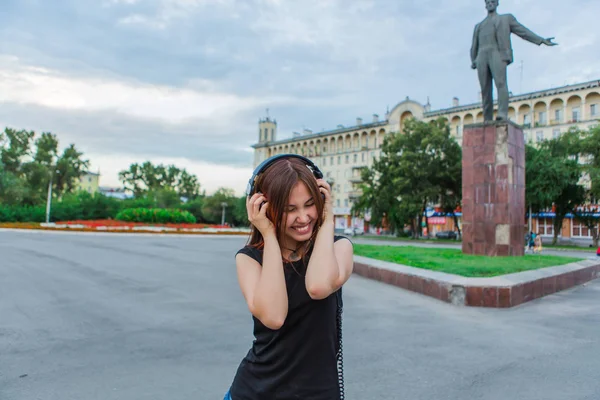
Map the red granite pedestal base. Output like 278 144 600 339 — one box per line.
462 121 525 257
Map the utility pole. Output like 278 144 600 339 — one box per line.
45 168 59 224
221 202 227 226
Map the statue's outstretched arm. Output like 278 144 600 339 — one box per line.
508 14 545 45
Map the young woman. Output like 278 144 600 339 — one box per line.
224 156 354 400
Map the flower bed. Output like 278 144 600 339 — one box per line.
54 219 216 229
0 220 250 235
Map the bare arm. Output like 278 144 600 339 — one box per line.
236 193 288 330
305 180 354 300
236 232 288 330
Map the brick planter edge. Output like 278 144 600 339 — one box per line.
352 255 600 308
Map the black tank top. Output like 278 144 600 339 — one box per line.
229 235 348 400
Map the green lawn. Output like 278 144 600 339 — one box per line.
360 235 597 252
353 244 584 278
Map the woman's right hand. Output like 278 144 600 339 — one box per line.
247 193 275 236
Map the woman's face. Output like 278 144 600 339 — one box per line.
283 181 319 245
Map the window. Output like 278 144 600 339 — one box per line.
362 152 365 162
554 108 562 122
353 154 357 163
536 131 544 142
538 111 547 125
572 219 594 238
345 155 349 164
523 114 531 126
553 129 561 139
336 199 340 207
572 107 580 122
537 218 553 236
322 158 326 166
337 156 341 165
330 156 334 165
344 199 349 207
591 104 598 117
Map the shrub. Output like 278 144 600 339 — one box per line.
0 204 46 222
115 208 196 224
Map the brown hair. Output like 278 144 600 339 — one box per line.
247 157 325 259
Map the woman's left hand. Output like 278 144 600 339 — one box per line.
317 179 334 223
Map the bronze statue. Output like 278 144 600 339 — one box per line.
471 0 558 122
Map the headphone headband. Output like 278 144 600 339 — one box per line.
246 154 324 196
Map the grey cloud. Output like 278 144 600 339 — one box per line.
0 103 256 167
1 0 599 157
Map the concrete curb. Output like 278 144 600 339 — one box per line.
0 226 250 236
352 255 600 308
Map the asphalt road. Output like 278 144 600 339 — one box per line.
1 229 600 400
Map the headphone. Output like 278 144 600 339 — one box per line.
246 154 324 197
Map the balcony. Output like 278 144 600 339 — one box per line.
349 176 362 183
348 190 362 199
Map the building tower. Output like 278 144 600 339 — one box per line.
253 111 278 168
258 111 277 144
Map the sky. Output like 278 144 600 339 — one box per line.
1 0 599 196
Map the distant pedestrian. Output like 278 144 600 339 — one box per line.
223 155 353 400
527 231 535 253
534 235 543 254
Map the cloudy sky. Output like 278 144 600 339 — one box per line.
1 0 599 196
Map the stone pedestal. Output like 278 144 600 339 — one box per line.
462 121 525 257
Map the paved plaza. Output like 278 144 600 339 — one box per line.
1 230 600 400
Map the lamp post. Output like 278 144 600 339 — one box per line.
221 202 228 226
45 168 60 224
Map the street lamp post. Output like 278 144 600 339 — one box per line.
45 168 59 224
221 202 228 226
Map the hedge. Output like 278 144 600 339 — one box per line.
115 208 196 224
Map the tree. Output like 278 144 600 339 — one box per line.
232 196 250 227
118 161 201 199
576 124 600 247
0 127 89 206
526 130 586 245
352 118 462 237
201 188 238 225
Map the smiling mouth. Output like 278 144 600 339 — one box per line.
292 224 312 234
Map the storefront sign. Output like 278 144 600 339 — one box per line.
428 217 447 225
333 207 351 215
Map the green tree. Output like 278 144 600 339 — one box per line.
575 124 600 247
118 161 201 199
232 195 250 227
0 128 89 206
526 130 586 245
352 118 462 237
201 188 238 225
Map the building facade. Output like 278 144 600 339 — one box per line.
251 79 600 240
76 171 100 194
